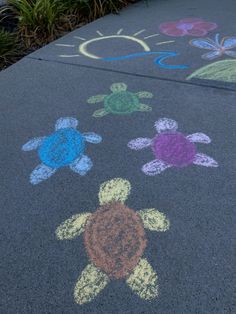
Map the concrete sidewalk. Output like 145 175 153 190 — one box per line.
0 0 235 313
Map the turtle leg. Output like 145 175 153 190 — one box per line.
135 91 153 98
69 155 93 175
126 258 158 300
142 159 171 176
138 209 170 231
55 117 78 130
136 104 152 112
83 132 102 144
22 137 46 151
93 108 109 118
186 133 211 144
74 264 110 305
87 95 107 104
128 138 152 150
56 213 91 240
193 153 218 167
30 164 56 184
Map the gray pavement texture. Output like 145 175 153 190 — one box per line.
0 0 236 313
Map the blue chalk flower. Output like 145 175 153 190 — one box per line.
22 117 102 184
190 34 236 60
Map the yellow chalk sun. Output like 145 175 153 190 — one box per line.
56 29 174 59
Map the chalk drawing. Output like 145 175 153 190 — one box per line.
87 82 153 117
187 59 236 83
160 18 217 37
56 178 170 304
190 34 236 60
22 117 102 184
56 29 188 70
127 118 218 176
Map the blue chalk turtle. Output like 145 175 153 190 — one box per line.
22 117 102 184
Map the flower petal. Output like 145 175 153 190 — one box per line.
224 50 236 58
55 117 78 130
201 51 222 60
194 21 217 31
193 153 218 167
142 159 171 176
221 37 236 49
161 26 186 37
187 133 211 144
99 178 131 205
159 21 179 30
190 38 218 50
179 18 203 24
187 28 208 36
83 132 102 144
128 138 152 150
155 118 178 133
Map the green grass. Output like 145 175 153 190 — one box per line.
0 28 20 69
0 0 138 69
5 0 133 48
7 0 72 48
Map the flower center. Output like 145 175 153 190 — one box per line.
176 23 193 30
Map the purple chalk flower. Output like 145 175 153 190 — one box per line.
127 118 218 176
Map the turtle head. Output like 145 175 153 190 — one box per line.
110 83 127 93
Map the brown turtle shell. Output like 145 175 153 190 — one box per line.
84 202 147 279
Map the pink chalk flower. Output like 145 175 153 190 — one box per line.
159 18 217 37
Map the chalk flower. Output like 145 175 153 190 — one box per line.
159 18 217 37
190 33 236 60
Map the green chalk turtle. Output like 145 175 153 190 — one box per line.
87 83 153 117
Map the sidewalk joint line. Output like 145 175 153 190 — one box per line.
26 56 236 93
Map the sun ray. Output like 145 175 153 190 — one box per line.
155 40 175 46
144 34 160 39
55 44 75 47
59 54 81 58
96 31 104 37
133 29 146 36
117 28 123 35
74 36 86 41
